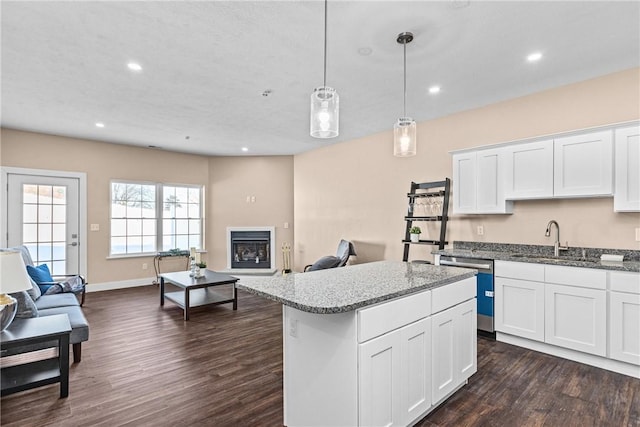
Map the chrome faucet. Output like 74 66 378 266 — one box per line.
545 220 569 257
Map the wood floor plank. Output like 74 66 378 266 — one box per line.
1 285 638 426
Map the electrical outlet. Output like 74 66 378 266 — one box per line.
477 225 484 236
284 222 289 229
289 318 298 338
90 223 100 231
636 228 640 242
246 196 251 203
251 196 256 203
142 263 148 270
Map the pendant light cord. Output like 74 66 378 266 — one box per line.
403 40 407 118
323 0 328 89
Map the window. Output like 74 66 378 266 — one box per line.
162 186 201 250
110 181 203 256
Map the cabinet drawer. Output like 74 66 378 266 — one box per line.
545 265 606 290
358 290 431 343
610 271 640 294
495 261 544 281
432 277 476 314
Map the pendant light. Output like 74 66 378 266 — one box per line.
394 32 417 157
310 0 339 138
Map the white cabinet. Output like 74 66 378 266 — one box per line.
495 261 639 377
495 261 545 342
452 148 512 214
553 130 613 197
614 125 640 211
609 271 640 365
359 324 403 427
495 276 545 342
452 152 476 214
401 318 432 424
359 317 432 427
544 283 606 357
431 299 477 404
504 139 554 199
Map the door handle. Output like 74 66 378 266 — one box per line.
69 242 78 247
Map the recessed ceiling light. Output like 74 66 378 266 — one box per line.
95 122 105 128
527 52 543 62
357 47 373 56
241 147 249 152
428 86 441 94
127 62 142 72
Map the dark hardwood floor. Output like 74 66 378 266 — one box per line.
1 285 639 426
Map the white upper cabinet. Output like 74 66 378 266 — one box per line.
452 152 477 214
504 139 554 199
614 125 640 212
453 123 636 210
452 148 512 214
554 130 613 197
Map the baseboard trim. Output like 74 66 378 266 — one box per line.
87 277 155 292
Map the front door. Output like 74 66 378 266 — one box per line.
5 170 83 275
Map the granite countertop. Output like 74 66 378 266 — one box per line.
236 260 476 314
434 242 640 273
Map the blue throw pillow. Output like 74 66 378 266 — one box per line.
26 263 54 284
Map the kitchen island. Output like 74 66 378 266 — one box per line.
237 261 477 427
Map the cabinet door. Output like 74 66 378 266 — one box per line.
554 130 613 197
545 284 606 356
504 139 554 199
359 331 403 427
614 125 640 212
452 152 477 214
476 148 512 214
609 291 640 365
431 307 456 404
456 299 477 380
431 299 476 404
400 318 432 426
495 277 545 342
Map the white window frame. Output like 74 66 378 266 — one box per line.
109 180 204 257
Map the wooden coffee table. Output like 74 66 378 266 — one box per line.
159 270 239 320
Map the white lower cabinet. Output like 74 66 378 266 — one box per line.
495 277 545 342
495 261 640 378
359 317 432 427
431 299 477 404
609 271 640 365
544 283 606 356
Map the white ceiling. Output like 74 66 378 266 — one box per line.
2 1 639 156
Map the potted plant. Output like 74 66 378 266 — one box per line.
409 226 421 242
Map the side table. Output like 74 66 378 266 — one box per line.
0 314 72 398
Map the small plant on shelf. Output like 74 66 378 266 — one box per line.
197 261 207 269
409 226 421 242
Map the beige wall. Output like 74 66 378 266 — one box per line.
293 68 640 271
208 156 294 271
0 129 293 282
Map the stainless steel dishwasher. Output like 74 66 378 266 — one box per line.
436 255 495 333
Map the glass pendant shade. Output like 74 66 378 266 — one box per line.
394 117 417 157
310 86 339 138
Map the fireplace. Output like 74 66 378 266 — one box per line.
226 227 276 272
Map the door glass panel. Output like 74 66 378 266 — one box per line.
22 183 69 274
